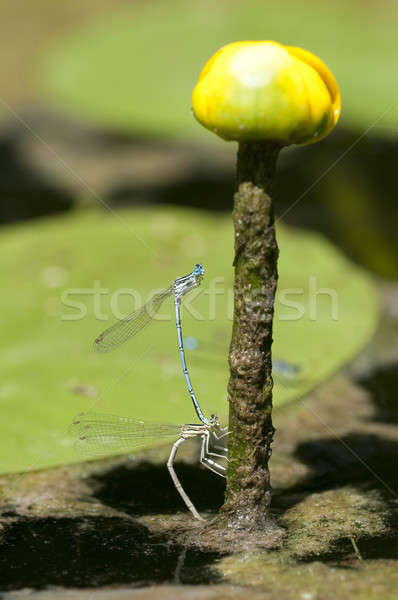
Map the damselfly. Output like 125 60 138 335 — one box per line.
70 411 228 520
94 264 208 425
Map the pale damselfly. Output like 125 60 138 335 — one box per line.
70 411 228 520
93 263 208 425
71 264 229 520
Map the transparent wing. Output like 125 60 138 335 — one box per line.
94 287 172 353
69 412 180 458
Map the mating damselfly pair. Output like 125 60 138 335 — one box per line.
70 264 228 521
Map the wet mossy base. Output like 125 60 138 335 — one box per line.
1 284 397 597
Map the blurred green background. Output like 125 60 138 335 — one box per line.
0 0 396 473
41 0 398 138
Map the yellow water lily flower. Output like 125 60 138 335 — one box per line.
192 41 341 145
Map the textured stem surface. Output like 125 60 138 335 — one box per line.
222 141 281 529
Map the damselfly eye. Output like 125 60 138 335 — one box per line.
194 263 204 276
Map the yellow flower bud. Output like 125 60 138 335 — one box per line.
192 41 341 145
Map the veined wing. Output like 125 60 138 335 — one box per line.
69 411 180 458
94 286 172 353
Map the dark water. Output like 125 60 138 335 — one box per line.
0 459 226 592
93 460 226 516
0 514 222 591
0 127 74 226
298 521 398 564
357 363 398 425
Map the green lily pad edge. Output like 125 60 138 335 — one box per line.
0 207 378 473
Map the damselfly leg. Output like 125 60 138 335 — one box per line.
70 411 228 520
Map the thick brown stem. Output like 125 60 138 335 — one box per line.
221 141 281 529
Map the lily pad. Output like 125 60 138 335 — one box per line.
0 207 378 473
40 0 398 141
